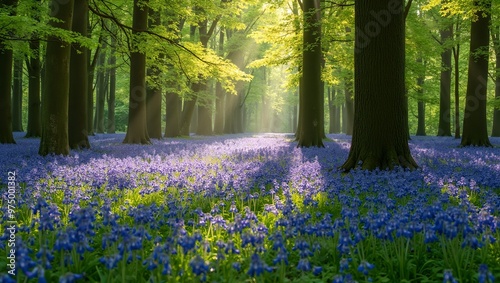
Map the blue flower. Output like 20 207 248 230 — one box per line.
357 260 375 276
189 255 209 280
478 264 495 283
58 272 84 283
247 253 271 277
443 269 458 283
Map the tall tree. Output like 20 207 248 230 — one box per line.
39 0 74 155
296 0 324 147
25 37 41 138
94 41 107 133
107 34 116 134
491 25 500 137
415 56 426 136
343 77 354 135
146 9 162 139
461 0 491 147
123 0 150 144
214 30 225 135
452 21 462 138
437 25 453 136
12 58 23 132
341 0 417 170
0 0 17 144
69 0 90 149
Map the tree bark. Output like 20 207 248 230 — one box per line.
69 0 90 149
107 34 116 134
453 41 461 138
39 0 74 155
437 26 452 136
94 41 106 133
491 27 500 137
297 0 324 147
214 30 225 135
0 0 17 144
165 91 181 137
123 0 151 144
341 0 417 171
146 9 162 139
461 1 491 147
25 38 41 138
12 58 23 132
416 57 426 136
344 77 354 135
196 20 214 136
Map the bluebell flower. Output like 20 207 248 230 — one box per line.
297 258 311 272
99 254 122 270
189 255 209 280
58 272 84 283
339 258 350 273
247 253 270 277
443 269 458 283
313 266 323 276
357 260 375 276
478 264 495 283
0 274 16 283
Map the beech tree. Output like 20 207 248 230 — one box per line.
39 0 74 155
341 0 418 171
146 9 162 139
123 0 151 144
69 0 90 149
437 25 453 136
296 0 324 147
491 24 500 137
0 0 17 144
12 59 23 132
461 0 491 147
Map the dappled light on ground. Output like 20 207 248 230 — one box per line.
1 133 499 282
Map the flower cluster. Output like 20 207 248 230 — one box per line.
0 133 499 282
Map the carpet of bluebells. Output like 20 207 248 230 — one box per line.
1 132 500 283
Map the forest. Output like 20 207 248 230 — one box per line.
0 0 500 282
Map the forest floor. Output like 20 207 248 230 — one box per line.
0 133 499 282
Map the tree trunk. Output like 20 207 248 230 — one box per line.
224 47 245 134
123 0 150 144
297 0 324 147
25 38 41 138
334 103 341 133
438 26 452 136
196 20 214 136
68 0 90 149
39 0 74 155
197 82 213 135
165 91 181 137
416 57 426 136
107 35 116 134
12 58 23 132
0 0 17 144
344 78 354 135
214 30 225 134
491 27 500 137
292 89 298 133
94 42 106 133
461 1 491 147
453 43 460 138
146 9 162 139
164 18 184 138
341 0 417 171
87 42 100 136
328 86 334 134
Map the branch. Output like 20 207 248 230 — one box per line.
404 0 413 20
88 0 213 65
